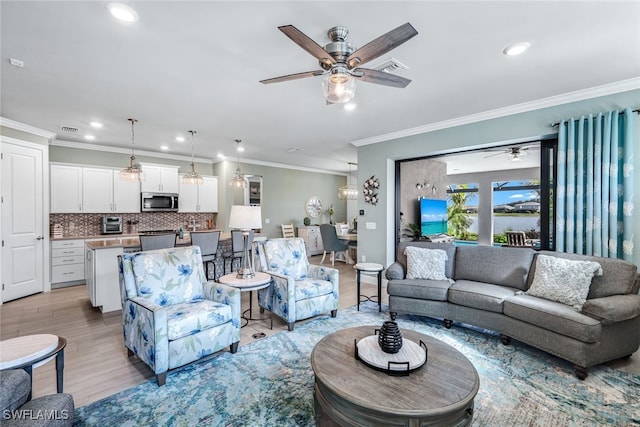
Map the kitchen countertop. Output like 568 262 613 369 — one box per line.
80 231 266 250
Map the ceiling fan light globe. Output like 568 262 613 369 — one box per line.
323 74 356 104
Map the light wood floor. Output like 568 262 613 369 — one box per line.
1 255 637 408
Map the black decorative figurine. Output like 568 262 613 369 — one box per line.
378 314 403 354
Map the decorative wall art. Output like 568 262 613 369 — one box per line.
363 176 379 205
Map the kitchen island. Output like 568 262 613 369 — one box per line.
81 231 265 313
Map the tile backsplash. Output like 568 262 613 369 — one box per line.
50 212 217 237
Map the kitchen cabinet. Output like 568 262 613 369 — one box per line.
51 239 85 284
50 165 83 213
297 226 324 256
178 175 218 212
83 167 140 213
140 164 179 193
85 243 123 313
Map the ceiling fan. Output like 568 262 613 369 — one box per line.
484 146 538 162
260 23 418 104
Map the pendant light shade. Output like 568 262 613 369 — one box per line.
322 65 356 104
338 162 358 200
182 130 204 185
119 118 146 182
229 139 248 189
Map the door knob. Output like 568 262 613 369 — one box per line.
36 236 44 240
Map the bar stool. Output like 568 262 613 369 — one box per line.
190 230 221 280
354 262 384 312
139 233 176 251
223 230 254 274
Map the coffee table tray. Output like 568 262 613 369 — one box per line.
355 335 427 376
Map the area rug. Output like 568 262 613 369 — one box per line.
74 302 640 426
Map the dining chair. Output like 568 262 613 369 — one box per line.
139 233 177 251
319 224 349 266
190 230 221 280
505 231 530 247
281 224 295 238
223 229 254 274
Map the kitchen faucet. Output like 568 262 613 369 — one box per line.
191 218 196 232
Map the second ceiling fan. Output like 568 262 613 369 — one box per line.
260 23 418 104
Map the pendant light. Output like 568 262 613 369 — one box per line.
229 139 248 189
119 118 145 182
182 130 204 185
338 162 358 200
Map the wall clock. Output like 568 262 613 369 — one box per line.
305 196 323 218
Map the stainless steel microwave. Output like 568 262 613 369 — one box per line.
141 192 179 212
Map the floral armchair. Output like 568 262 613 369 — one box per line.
118 246 241 386
255 238 339 331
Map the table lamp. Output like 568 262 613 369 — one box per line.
228 205 262 279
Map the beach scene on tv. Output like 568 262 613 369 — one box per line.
420 198 448 236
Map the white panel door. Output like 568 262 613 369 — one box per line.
2 142 45 301
82 167 113 212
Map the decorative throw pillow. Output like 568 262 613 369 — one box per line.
525 255 603 310
404 246 450 281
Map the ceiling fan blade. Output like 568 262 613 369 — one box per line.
483 151 506 158
346 22 418 68
356 68 412 88
278 25 336 67
260 70 325 84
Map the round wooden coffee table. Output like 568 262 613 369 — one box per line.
311 326 479 426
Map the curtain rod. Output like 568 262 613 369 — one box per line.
550 108 640 127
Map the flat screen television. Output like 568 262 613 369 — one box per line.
420 198 448 236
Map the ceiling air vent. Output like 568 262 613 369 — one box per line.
59 125 79 133
374 58 409 74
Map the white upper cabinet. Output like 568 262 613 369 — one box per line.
50 164 83 213
51 164 140 213
141 164 179 193
178 175 218 212
113 173 141 212
82 167 113 213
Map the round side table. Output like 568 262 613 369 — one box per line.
218 271 273 329
354 262 384 312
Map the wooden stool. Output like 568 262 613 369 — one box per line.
354 262 384 312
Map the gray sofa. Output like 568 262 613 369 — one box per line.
386 241 640 379
0 369 74 426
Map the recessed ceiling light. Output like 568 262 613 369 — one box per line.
217 153 225 159
160 145 169 151
176 136 185 142
237 146 245 152
108 3 139 23
503 42 530 56
90 121 103 128
85 134 95 141
344 103 357 111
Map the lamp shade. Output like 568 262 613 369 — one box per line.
229 205 262 230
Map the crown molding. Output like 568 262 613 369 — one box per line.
51 140 214 164
351 77 640 147
0 117 57 140
232 157 347 176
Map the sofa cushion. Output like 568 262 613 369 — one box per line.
504 294 601 343
405 246 451 281
165 300 233 341
448 280 519 313
385 262 405 280
294 278 334 301
131 246 206 306
529 251 638 298
525 255 602 310
581 294 640 325
397 242 456 279
0 369 30 414
263 238 309 280
454 245 534 290
387 279 452 301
